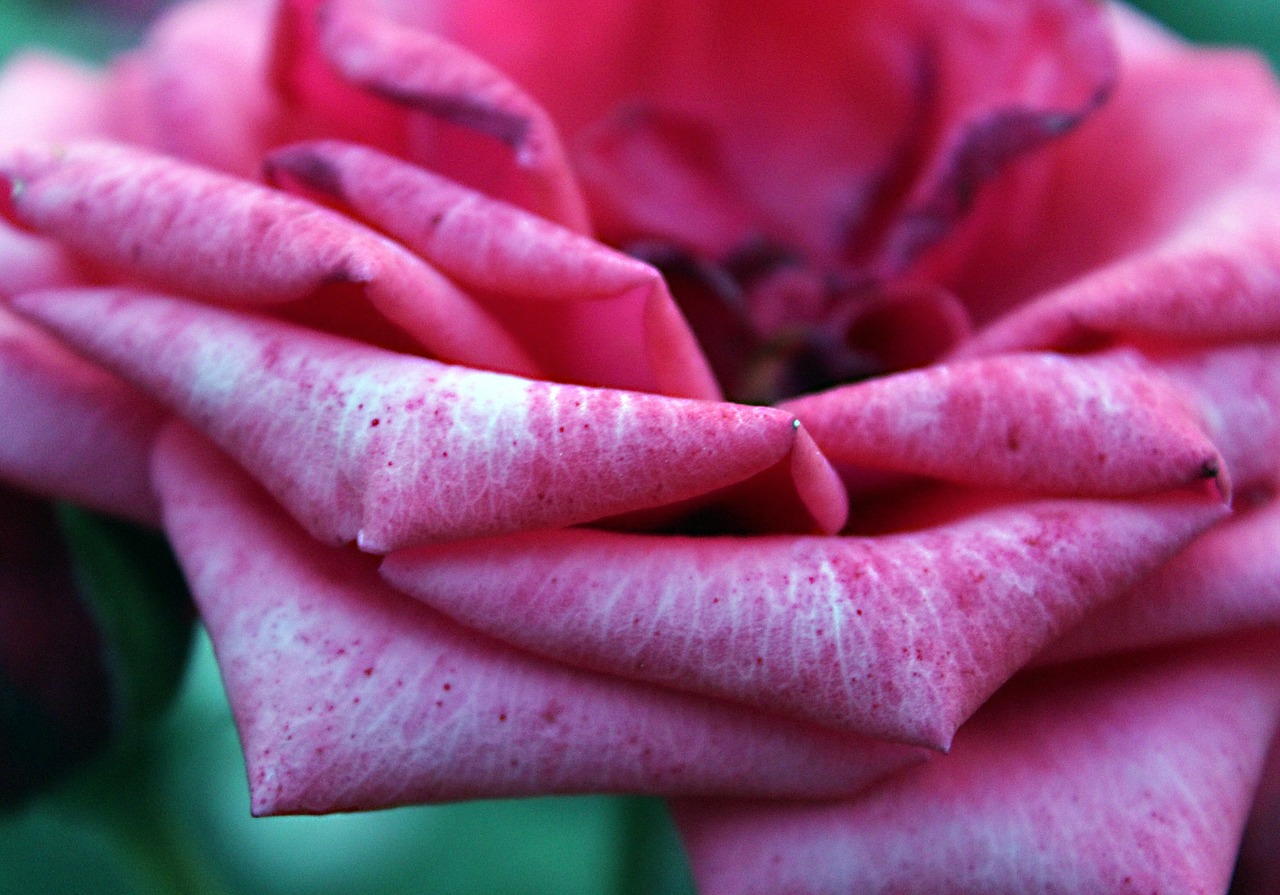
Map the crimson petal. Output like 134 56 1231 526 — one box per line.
153 424 923 811
382 494 1222 748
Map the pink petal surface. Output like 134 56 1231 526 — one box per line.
105 0 279 178
0 142 537 375
0 305 162 522
265 139 719 400
14 287 841 550
422 0 1112 267
382 494 1222 748
153 424 924 812
939 10 1280 348
782 350 1227 499
676 638 1280 895
0 52 109 143
1040 498 1280 664
272 0 587 230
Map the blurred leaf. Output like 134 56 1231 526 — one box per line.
57 505 195 735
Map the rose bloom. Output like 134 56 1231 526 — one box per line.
3 0 1280 890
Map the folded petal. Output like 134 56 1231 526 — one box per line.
272 0 587 230
1041 497 1280 664
153 424 923 812
782 350 1227 499
0 305 162 521
0 142 537 375
15 287 841 550
676 638 1280 895
382 494 1222 748
265 140 719 399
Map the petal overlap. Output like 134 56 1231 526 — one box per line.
154 424 923 812
383 493 1223 748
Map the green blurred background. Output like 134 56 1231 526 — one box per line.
1 1 1277 893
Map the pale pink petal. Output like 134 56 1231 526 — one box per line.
15 288 840 550
265 140 719 399
940 11 1280 347
104 0 280 178
1041 498 1280 664
0 52 110 143
382 494 1222 748
0 141 537 375
782 350 1227 499
0 305 162 522
676 638 1280 895
153 424 923 811
272 0 587 230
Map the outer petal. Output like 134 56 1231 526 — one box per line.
265 140 720 400
782 350 1227 499
153 424 923 811
382 494 1222 748
1041 498 1280 664
14 287 844 550
103 0 280 178
0 305 162 522
272 0 587 230
676 638 1280 895
1236 730 1280 895
0 142 537 376
942 10 1280 348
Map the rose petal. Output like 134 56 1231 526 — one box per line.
0 305 162 522
1041 497 1280 664
433 0 1112 265
272 0 588 231
1236 729 1280 895
1154 343 1280 494
0 52 109 143
265 139 720 400
0 141 538 376
153 423 924 811
782 350 1228 500
14 287 841 549
105 0 279 178
675 637 1280 895
382 494 1222 748
942 11 1280 348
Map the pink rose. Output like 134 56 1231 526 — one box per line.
3 0 1279 890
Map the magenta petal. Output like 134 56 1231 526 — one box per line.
154 424 924 811
783 350 1227 499
676 639 1280 895
0 142 537 375
1236 731 1280 895
0 52 109 142
15 288 827 549
274 0 587 231
265 140 719 399
0 305 162 522
382 495 1221 747
1041 498 1280 664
